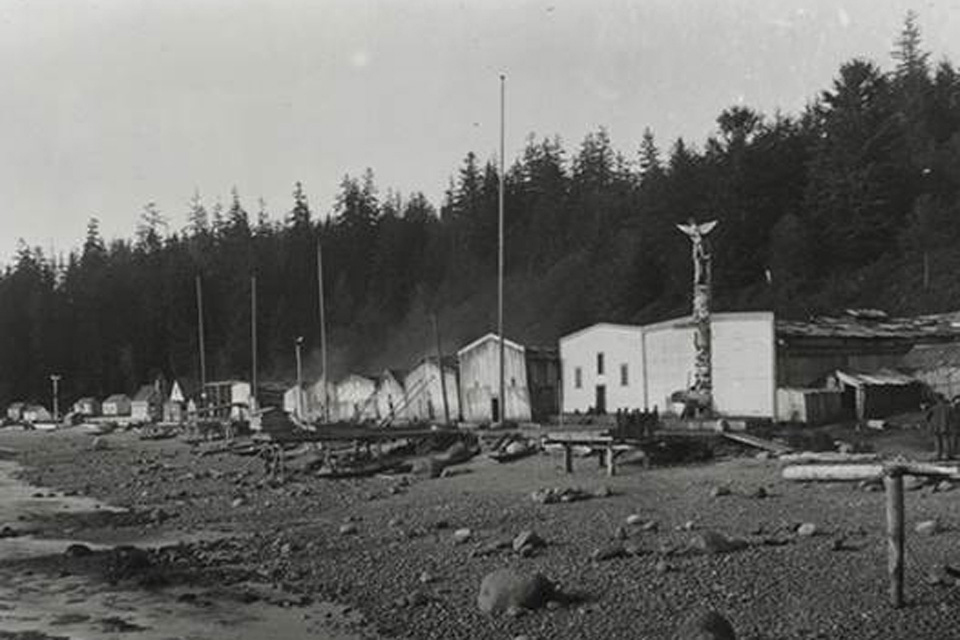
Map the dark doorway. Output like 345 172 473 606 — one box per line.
595 385 606 414
491 397 500 422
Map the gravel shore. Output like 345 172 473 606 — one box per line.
3 428 960 639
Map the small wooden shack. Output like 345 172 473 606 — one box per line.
22 404 52 423
776 388 846 424
334 375 378 422
6 402 25 422
405 357 459 423
457 334 531 423
102 394 132 417
203 380 251 420
131 384 163 423
162 381 187 424
375 369 409 425
830 369 921 422
72 397 100 417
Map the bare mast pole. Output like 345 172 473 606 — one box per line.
250 274 258 413
433 313 451 425
317 238 329 423
498 73 506 424
195 275 207 406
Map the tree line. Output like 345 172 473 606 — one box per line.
2 14 960 408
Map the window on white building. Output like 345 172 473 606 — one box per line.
620 364 628 386
575 367 582 389
597 352 604 375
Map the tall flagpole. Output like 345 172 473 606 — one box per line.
250 274 258 413
317 238 329 423
498 73 506 423
195 275 207 406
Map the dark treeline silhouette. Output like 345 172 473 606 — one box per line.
3 14 960 407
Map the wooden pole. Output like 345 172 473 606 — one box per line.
317 238 329 423
250 274 258 413
195 275 207 406
498 73 506 424
885 469 905 608
433 313 451 425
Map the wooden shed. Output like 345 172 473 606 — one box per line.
334 375 378 422
131 384 163 423
22 404 52 423
405 357 459 424
902 343 960 400
775 388 846 424
6 402 25 422
830 369 922 422
72 397 100 417
102 394 132 417
457 334 531 423
375 369 409 425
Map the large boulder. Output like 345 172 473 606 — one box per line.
477 569 554 614
673 610 736 640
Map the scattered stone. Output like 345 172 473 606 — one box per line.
433 519 449 530
640 520 660 532
339 523 358 536
915 519 940 536
65 543 94 558
691 530 747 555
419 571 434 584
614 525 629 540
476 569 554 614
711 486 731 497
591 543 628 561
512 530 544 552
935 480 954 493
926 565 955 586
388 517 403 528
858 479 883 493
91 437 108 451
673 609 736 640
796 523 817 537
230 496 246 509
751 487 768 499
626 514 644 526
655 559 673 574
453 528 472 544
0 525 20 539
411 457 445 479
755 451 771 461
394 590 428 608
681 520 697 531
593 485 612 498
903 475 926 491
531 486 592 504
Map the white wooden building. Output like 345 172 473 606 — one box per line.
334 374 378 422
284 378 337 421
560 323 645 414
72 397 100 417
458 334 531 422
6 402 25 422
559 312 777 418
102 394 132 417
375 369 409 424
131 384 163 423
405 357 459 423
22 404 52 423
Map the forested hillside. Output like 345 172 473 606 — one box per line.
3 15 960 406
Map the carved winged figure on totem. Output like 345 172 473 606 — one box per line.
676 219 717 286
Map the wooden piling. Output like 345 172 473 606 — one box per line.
884 469 905 608
564 445 573 473
605 444 616 477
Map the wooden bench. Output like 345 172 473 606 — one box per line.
543 431 637 476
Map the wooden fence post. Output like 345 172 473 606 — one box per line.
884 468 905 608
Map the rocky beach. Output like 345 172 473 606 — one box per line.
1 427 960 639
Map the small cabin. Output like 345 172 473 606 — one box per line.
457 334 531 423
131 384 163 423
6 402 25 422
405 357 459 423
334 375 378 422
72 397 100 417
102 394 132 417
22 404 52 423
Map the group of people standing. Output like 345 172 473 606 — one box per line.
925 394 960 460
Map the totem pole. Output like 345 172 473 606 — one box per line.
676 219 718 414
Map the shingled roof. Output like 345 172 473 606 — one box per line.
777 310 960 341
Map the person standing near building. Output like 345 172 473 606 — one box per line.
927 395 951 460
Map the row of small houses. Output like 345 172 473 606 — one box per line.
11 311 960 428
285 333 561 424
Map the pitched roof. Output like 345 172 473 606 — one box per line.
133 385 161 402
457 333 525 356
903 343 960 370
104 394 130 404
778 310 960 341
834 369 918 387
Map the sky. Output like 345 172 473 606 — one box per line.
1 0 959 266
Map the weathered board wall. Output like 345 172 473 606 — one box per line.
458 336 530 422
405 360 460 423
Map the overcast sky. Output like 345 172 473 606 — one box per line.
2 0 959 266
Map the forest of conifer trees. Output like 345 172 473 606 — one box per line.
3 15 960 408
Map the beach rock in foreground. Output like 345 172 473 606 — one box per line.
477 568 553 614
673 609 736 640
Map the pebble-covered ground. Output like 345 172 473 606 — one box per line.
3 427 960 639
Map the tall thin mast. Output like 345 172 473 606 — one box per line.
433 313 451 425
250 274 258 411
195 275 207 403
317 238 329 422
498 73 506 423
